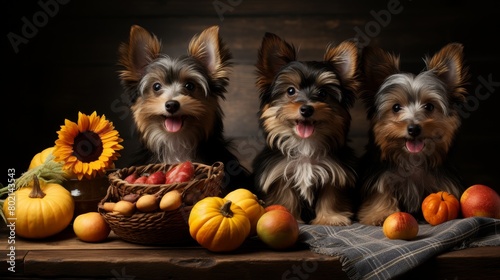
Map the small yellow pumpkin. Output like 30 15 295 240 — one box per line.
224 188 258 202
224 188 265 236
28 147 76 179
28 147 56 170
188 197 250 252
3 175 74 239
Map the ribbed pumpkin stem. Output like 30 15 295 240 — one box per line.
220 200 234 218
29 175 46 199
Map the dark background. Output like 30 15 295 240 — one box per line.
2 0 499 193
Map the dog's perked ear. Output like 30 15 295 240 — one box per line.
359 46 400 117
323 40 360 98
360 46 400 90
255 32 297 97
324 41 358 86
187 25 232 83
118 25 162 89
424 43 469 104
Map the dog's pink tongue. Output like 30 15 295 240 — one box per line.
296 121 314 138
165 117 183 132
406 139 424 153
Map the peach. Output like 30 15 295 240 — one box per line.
257 209 299 250
73 212 111 242
382 212 419 240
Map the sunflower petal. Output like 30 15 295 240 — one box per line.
77 112 91 132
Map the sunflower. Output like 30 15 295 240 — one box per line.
53 111 124 180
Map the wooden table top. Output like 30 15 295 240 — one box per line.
1 227 499 280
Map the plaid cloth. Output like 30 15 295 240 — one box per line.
299 217 500 280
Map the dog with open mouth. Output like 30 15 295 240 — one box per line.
252 32 360 225
117 25 252 194
356 43 469 225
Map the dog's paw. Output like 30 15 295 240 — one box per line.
359 216 386 226
311 214 352 226
357 204 399 226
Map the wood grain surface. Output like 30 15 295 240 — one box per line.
1 225 499 279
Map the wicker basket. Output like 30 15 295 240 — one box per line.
98 161 224 245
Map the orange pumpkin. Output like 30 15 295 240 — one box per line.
28 146 76 179
421 191 460 226
28 147 56 170
188 197 250 252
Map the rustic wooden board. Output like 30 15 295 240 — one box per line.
20 248 346 279
3 227 499 280
396 247 500 280
0 226 346 279
9 230 167 251
1 223 499 279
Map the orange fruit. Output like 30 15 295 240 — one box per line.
73 212 111 242
382 212 419 240
257 209 299 250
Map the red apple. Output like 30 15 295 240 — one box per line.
257 209 299 250
460 184 500 219
382 212 419 240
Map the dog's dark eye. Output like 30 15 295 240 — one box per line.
184 82 195 91
153 82 162 92
392 104 401 112
287 87 296 96
424 103 434 111
317 89 327 100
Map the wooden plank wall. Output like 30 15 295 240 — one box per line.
3 0 499 192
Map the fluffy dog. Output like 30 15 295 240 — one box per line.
117 25 251 193
252 32 359 225
356 43 469 225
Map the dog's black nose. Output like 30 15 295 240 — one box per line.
300 105 314 118
165 100 180 114
407 124 421 137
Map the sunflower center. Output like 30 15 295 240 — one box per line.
73 131 103 163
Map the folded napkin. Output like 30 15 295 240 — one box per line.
299 217 500 280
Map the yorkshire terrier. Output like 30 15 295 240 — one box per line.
252 32 359 225
117 25 251 193
356 43 469 225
